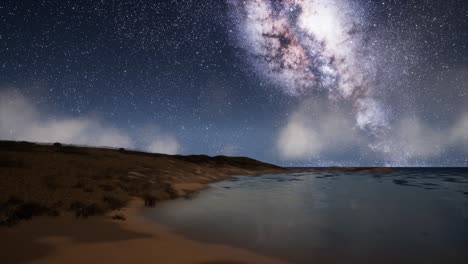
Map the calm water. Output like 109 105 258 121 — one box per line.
145 168 468 264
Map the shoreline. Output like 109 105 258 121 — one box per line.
1 168 394 264
169 166 394 198
1 141 395 263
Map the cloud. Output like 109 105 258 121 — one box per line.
277 97 468 165
376 117 446 160
147 135 181 155
130 125 182 155
0 90 181 154
450 113 468 148
276 99 360 160
371 114 468 165
277 114 324 159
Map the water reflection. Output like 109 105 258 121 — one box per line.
146 168 468 264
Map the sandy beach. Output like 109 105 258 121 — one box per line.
1 199 289 264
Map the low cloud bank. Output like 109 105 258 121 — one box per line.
277 98 468 165
0 90 181 154
146 135 181 155
277 100 360 160
374 114 468 165
450 114 468 147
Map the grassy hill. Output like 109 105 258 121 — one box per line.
0 141 287 226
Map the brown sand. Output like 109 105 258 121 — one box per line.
0 199 289 264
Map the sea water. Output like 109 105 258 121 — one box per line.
145 168 468 263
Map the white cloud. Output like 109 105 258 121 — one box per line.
277 97 468 165
276 100 360 160
131 125 182 155
147 135 181 155
277 114 324 159
384 117 445 159
0 90 181 154
371 114 468 165
450 113 468 149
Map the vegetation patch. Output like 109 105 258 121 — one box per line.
0 197 58 227
102 195 127 210
112 214 126 221
69 201 103 218
0 140 286 225
143 194 156 207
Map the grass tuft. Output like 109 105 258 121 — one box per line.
111 214 126 221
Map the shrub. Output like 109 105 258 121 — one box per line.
162 182 178 199
102 195 126 210
69 201 85 211
112 214 126 221
143 194 156 207
53 142 62 147
69 201 103 218
11 202 45 219
0 201 55 227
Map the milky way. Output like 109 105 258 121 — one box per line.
229 0 388 133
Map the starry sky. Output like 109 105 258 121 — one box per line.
1 0 467 166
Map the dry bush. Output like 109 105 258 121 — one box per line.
69 201 103 218
0 197 58 227
112 214 126 221
143 193 156 207
102 195 127 210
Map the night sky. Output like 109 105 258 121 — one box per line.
1 0 467 166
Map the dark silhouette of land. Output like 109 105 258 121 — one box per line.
0 140 288 226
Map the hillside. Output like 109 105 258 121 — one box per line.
0 140 288 226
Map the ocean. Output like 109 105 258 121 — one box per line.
145 168 468 263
